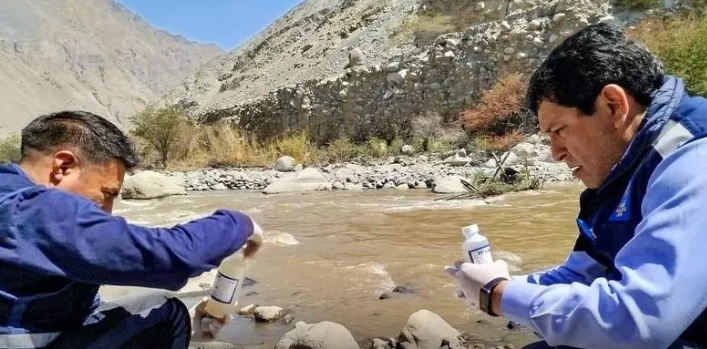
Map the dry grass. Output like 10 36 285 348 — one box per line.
168 124 317 169
132 118 457 170
472 131 524 153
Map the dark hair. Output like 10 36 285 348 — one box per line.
527 23 664 116
21 110 139 169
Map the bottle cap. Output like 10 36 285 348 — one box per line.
461 224 479 239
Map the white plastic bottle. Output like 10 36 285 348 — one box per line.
204 251 249 319
461 224 493 264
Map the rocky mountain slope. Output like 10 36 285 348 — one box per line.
0 0 223 136
160 0 631 144
161 0 419 114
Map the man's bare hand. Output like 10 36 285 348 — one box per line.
189 297 231 342
243 220 263 259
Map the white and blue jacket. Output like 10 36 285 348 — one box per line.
503 76 707 348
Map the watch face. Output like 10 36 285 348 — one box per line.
480 289 491 314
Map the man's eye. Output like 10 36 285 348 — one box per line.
553 127 566 137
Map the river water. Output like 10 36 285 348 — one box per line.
105 182 586 348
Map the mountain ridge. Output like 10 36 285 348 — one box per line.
0 0 223 136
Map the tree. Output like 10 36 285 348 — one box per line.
130 106 190 168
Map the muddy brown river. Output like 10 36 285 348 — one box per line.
104 182 585 348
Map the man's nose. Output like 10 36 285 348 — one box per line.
549 136 567 162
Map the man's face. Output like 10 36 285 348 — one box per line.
538 99 629 189
55 158 126 213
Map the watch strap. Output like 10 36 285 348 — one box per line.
479 277 509 316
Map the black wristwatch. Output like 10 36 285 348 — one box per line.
479 277 509 316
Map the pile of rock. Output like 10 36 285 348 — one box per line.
120 136 575 200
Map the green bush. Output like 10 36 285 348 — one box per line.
0 134 21 163
628 13 707 97
130 106 192 168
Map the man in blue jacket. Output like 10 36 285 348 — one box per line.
446 23 707 348
0 110 262 348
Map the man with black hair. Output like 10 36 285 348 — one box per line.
446 23 707 348
0 111 263 348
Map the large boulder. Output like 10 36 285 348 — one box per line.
275 321 359 349
121 171 186 200
275 156 297 172
398 310 465 349
431 176 467 194
263 168 332 194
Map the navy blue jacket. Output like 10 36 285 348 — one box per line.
0 164 253 332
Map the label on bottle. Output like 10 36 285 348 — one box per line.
210 272 240 304
468 245 493 264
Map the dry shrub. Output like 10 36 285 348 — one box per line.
473 131 524 153
412 112 467 143
460 73 531 137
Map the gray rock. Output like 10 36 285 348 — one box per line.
275 156 298 172
263 168 331 194
211 183 228 191
347 48 365 68
397 309 465 349
432 176 467 194
121 171 186 200
510 142 536 159
238 303 258 316
254 305 285 322
275 321 358 349
344 182 364 191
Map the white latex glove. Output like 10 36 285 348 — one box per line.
444 259 510 308
189 297 232 342
243 219 264 259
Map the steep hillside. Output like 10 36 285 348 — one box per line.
161 0 419 112
0 0 223 136
161 0 625 144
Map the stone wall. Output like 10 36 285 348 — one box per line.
199 0 613 145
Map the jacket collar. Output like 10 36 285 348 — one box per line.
599 75 686 189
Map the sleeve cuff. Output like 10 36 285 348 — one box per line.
500 280 545 327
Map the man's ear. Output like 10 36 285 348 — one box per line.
599 84 630 128
49 150 80 186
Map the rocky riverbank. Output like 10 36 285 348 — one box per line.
189 307 532 349
121 138 576 199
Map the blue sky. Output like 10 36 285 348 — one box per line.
117 1 303 51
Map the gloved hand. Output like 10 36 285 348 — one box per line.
243 219 264 259
189 297 232 342
444 259 510 308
